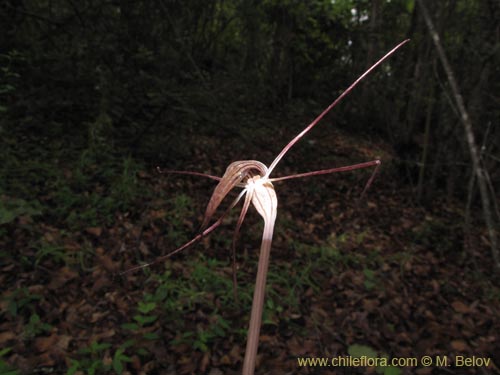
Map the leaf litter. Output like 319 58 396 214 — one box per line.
1 114 500 374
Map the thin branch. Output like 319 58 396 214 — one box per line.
417 0 499 269
486 153 500 163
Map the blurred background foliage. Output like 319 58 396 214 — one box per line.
1 1 500 373
1 0 498 207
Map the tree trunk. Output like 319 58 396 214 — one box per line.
417 0 499 269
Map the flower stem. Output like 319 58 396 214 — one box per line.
242 222 275 375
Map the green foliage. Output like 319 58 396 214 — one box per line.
119 249 326 355
164 193 194 246
1 0 498 206
112 348 132 374
122 301 158 333
2 287 42 318
0 51 23 114
412 216 458 254
67 341 112 375
363 268 378 291
348 343 377 358
23 313 52 339
48 153 144 230
0 197 42 225
1 0 498 372
263 298 284 325
34 240 67 266
348 344 402 375
173 315 231 353
133 313 157 327
148 257 238 348
0 348 20 375
119 238 353 354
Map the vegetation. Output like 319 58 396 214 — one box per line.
1 0 499 374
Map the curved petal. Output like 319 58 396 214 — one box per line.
201 160 267 228
249 177 277 228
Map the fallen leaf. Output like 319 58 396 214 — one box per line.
200 351 210 373
149 209 166 219
85 227 102 236
363 299 380 311
451 340 468 351
229 344 242 362
259 335 274 343
91 311 108 323
48 267 78 290
56 335 71 352
286 337 306 355
219 355 231 365
0 331 16 345
451 301 470 314
96 248 119 272
34 333 59 353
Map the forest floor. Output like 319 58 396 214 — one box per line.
1 123 499 375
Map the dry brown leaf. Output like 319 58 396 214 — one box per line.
85 227 102 236
34 333 59 353
286 337 306 355
90 329 116 342
91 274 111 292
200 351 210 373
395 331 412 343
0 331 16 345
43 232 56 242
56 335 71 352
91 311 108 323
259 335 274 343
137 170 149 179
229 344 243 362
178 354 198 374
149 209 166 219
219 355 231 365
48 267 78 290
130 355 141 371
96 248 119 272
451 339 468 351
363 299 380 311
451 300 470 314
37 352 55 366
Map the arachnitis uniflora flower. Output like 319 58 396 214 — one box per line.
123 40 410 375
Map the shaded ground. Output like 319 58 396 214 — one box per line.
1 123 499 375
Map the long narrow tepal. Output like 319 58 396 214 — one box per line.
265 39 410 177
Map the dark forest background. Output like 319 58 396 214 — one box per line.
1 1 499 374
